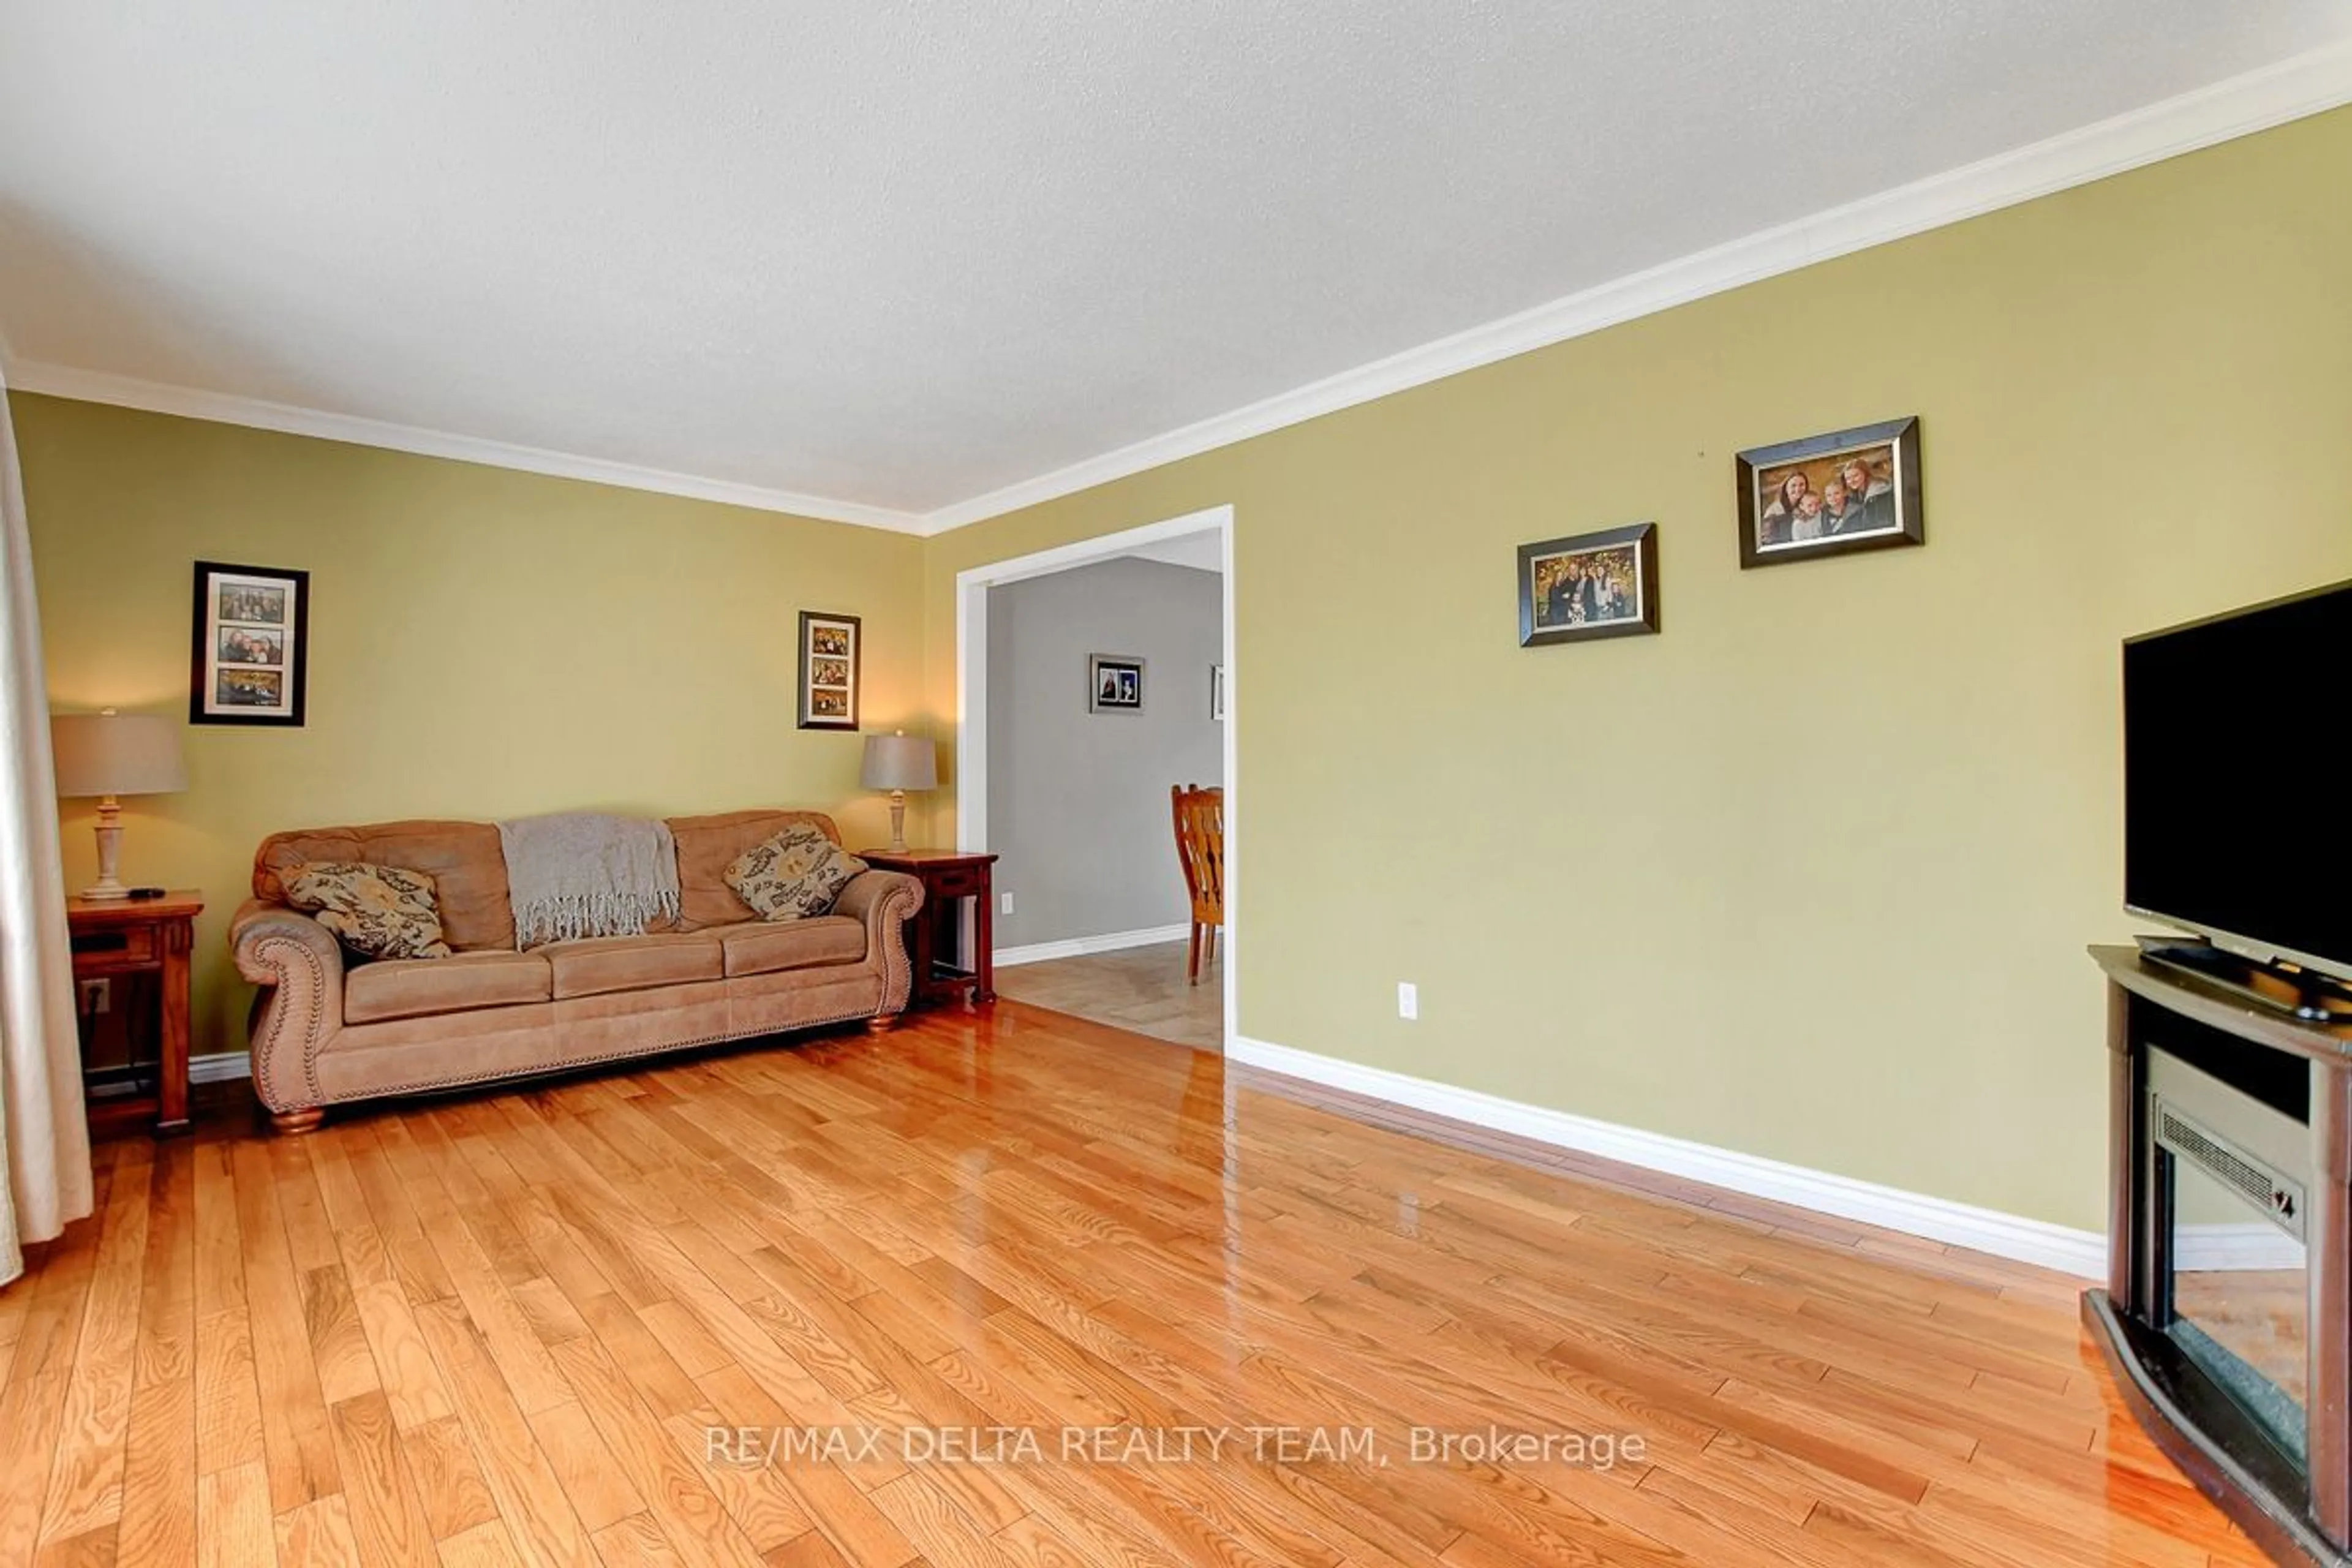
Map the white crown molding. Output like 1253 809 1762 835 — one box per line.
1228 1033 2109 1278
919 39 2352 535
993 922 1193 970
1 361 930 535
6 43 2346 539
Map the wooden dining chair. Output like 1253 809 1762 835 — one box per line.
1170 783 1224 985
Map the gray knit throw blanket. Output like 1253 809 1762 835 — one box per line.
496 812 680 948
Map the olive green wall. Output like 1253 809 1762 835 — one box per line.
18 108 2350 1231
921 107 2352 1230
17 395 925 1056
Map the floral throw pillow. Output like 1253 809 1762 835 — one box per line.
725 824 867 922
283 861 454 960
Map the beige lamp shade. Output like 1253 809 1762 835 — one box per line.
859 732 937 791
50 711 188 799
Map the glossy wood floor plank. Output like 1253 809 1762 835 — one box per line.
36 1142 151 1551
0 1158 114 1566
0 1002 2282 1566
116 1142 196 1568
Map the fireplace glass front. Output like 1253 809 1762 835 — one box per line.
2168 1156 2310 1466
2152 1047 2313 1477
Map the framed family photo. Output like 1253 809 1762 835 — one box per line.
797 611 861 730
1736 415 1923 569
1517 522 1659 647
1089 654 1144 714
190 560 309 725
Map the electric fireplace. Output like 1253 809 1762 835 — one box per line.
2092 944 2352 1567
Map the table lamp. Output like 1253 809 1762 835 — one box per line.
50 709 187 900
859 730 936 854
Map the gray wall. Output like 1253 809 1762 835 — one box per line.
987 556 1222 950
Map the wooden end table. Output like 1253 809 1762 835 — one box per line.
856 850 996 1011
67 889 203 1137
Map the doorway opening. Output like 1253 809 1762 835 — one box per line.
955 504 1234 1050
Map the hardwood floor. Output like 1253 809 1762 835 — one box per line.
0 1000 2270 1566
993 941 1224 1050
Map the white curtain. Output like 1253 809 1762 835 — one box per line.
0 366 91 1287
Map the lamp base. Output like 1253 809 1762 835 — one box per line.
83 801 130 900
886 791 910 855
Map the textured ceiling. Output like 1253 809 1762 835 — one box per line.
2 2 2347 521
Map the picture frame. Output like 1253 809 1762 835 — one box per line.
797 611 862 730
1210 664 1226 722
1089 654 1145 714
190 560 310 725
1736 415 1923 569
1517 522 1660 647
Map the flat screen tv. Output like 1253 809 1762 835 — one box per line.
2124 579 2352 984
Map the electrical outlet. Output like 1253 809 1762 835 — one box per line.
79 978 110 1016
1001 891 1015 916
1397 982 1418 1021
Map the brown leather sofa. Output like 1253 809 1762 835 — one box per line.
231 809 923 1133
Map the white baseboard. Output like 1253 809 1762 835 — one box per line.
190 1051 251 1085
1229 1034 2111 1279
995 922 1193 970
172 1029 2303 1273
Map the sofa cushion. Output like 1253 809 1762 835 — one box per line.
284 862 453 959
344 949 552 1025
667 809 843 929
543 931 725 1001
256 820 518 951
726 826 868 922
716 917 866 978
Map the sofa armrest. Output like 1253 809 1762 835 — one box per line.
834 869 924 1017
232 899 345 1112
